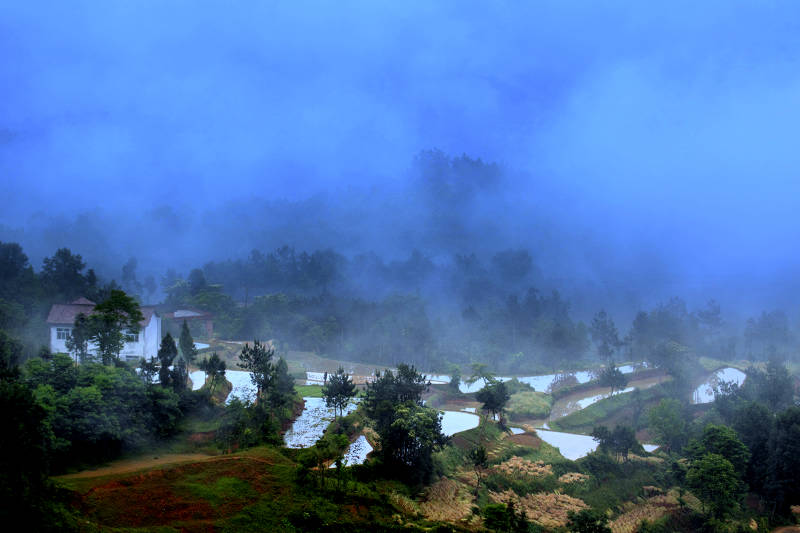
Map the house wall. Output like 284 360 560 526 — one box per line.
50 325 71 354
50 325 100 358
143 315 161 361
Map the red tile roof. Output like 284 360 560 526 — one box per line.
47 298 156 327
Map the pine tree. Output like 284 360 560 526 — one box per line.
269 357 295 409
158 333 178 388
322 366 357 418
179 320 197 364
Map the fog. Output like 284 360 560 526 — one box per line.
3 1 800 323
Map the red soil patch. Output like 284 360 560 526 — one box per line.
507 433 543 449
80 456 282 529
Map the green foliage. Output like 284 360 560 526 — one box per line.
157 333 178 388
507 390 552 420
322 366 357 418
567 508 612 533
40 248 95 302
216 398 281 450
296 432 349 490
591 424 640 461
551 384 665 433
687 424 750 475
647 398 688 453
448 364 461 393
23 354 183 470
687 453 741 518
767 406 800 511
483 501 531 532
87 290 144 365
294 384 324 397
179 319 198 364
65 312 90 363
364 364 447 482
745 358 795 411
590 310 621 362
238 340 275 398
269 356 295 409
364 364 429 431
199 352 227 394
0 329 23 381
597 362 628 395
0 376 50 526
476 378 511 421
178 476 258 508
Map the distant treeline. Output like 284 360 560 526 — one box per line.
162 246 796 372
2 240 797 373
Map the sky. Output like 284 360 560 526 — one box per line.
2 1 800 316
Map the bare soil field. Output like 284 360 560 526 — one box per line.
55 453 217 480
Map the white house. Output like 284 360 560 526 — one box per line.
47 297 161 363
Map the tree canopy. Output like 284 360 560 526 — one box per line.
322 366 357 418
87 290 144 365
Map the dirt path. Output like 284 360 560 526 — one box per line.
55 453 216 480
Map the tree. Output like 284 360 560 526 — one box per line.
363 364 445 482
731 401 772 494
598 362 628 395
40 248 92 301
467 362 495 388
592 424 639 461
65 312 90 363
121 257 142 296
383 402 448 480
483 500 530 532
157 333 178 388
322 366 357 418
687 453 741 518
0 379 53 529
646 399 687 453
198 352 226 394
767 406 800 512
567 508 612 533
171 356 188 392
747 357 794 412
0 330 23 381
143 275 157 303
139 356 158 384
269 357 295 410
187 268 207 295
448 363 462 393
468 444 488 495
687 424 750 475
179 320 198 365
238 340 274 400
590 310 620 362
87 290 144 365
476 378 510 421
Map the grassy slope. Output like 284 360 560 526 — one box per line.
549 385 667 434
507 390 553 421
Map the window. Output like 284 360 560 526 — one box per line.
125 331 139 343
56 327 72 340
